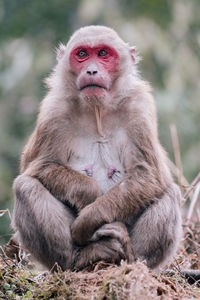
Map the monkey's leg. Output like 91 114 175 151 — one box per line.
12 174 75 270
130 183 182 270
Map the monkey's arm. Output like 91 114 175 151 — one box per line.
23 159 102 212
72 119 173 245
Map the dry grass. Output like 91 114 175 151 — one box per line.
0 218 200 299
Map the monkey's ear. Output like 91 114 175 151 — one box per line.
130 46 136 63
56 43 66 61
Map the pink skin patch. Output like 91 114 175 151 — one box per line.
83 164 93 177
70 44 119 72
69 44 120 97
107 165 120 179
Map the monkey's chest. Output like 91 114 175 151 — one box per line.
68 138 125 193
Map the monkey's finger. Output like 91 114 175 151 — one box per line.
108 240 126 260
91 222 128 243
101 239 126 263
123 243 135 263
91 227 124 242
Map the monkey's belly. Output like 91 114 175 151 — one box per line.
68 140 125 193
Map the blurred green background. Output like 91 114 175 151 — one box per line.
0 0 200 244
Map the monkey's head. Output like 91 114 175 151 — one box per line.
48 26 139 110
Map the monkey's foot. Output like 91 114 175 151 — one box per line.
4 237 20 261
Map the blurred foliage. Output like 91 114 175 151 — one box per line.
0 0 200 244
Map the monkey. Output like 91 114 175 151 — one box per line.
10 25 182 271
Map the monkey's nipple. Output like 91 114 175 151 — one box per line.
107 165 120 178
83 164 93 177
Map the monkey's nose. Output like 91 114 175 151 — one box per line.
87 70 98 76
86 64 98 76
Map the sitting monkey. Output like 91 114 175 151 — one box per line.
9 26 182 271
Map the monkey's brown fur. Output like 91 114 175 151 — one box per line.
10 26 182 271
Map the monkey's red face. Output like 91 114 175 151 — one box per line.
69 44 120 102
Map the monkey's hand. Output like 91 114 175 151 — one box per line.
71 201 107 245
91 222 135 263
73 237 126 271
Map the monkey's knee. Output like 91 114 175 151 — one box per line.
130 187 182 269
12 174 75 270
13 174 28 201
12 174 38 210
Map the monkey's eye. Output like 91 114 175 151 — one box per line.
77 49 88 57
98 49 108 57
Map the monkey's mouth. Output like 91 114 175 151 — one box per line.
80 84 106 91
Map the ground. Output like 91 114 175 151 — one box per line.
0 220 200 300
